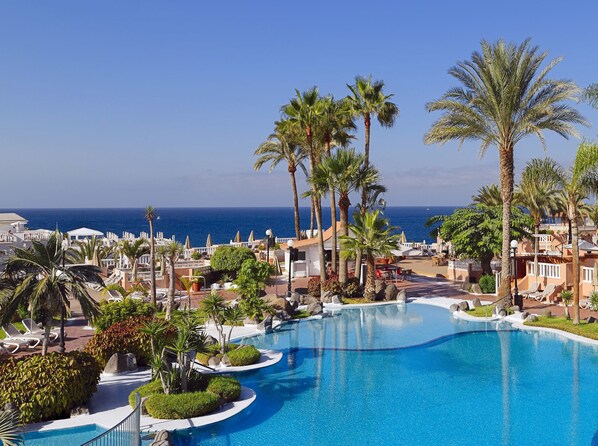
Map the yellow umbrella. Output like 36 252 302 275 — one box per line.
248 230 255 242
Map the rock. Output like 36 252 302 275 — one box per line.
521 311 529 320
510 305 521 313
289 291 301 304
151 441 170 446
493 305 507 317
375 280 387 301
470 283 482 294
204 335 218 346
384 284 399 301
208 356 221 367
460 282 472 292
396 289 407 303
458 301 470 311
264 295 294 313
151 430 171 446
306 302 323 316
257 316 273 332
299 294 311 305
541 309 552 318
472 298 482 308
104 353 138 374
70 405 89 417
221 354 231 366
587 316 598 324
449 303 460 313
307 296 320 306
321 291 334 304
331 295 343 305
524 314 538 323
275 310 291 321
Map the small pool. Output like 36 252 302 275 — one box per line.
171 303 598 446
23 424 105 445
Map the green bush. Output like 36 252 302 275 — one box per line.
322 279 343 295
210 246 255 276
144 392 221 419
206 376 241 402
84 316 154 367
227 345 261 366
128 379 163 407
344 277 361 297
307 277 321 297
93 299 155 331
0 351 101 424
479 274 496 294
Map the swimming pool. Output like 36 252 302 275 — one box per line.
23 424 105 445
172 303 598 446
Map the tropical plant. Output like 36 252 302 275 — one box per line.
425 39 586 302
426 205 533 274
93 298 155 331
161 241 184 321
561 290 573 319
254 128 308 241
340 210 399 300
238 295 273 323
346 75 399 280
234 258 271 300
118 239 149 282
589 291 598 311
71 235 112 266
210 246 255 277
201 291 228 353
0 231 102 354
583 83 598 109
145 206 158 306
0 409 21 446
472 184 502 207
310 148 380 284
179 276 194 313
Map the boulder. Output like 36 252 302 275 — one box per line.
493 305 507 317
331 295 343 305
264 295 294 313
306 302 323 316
458 301 470 311
204 335 218 346
70 405 89 417
299 294 311 305
289 291 301 304
396 289 407 303
449 303 460 313
524 314 538 323
460 282 472 292
375 280 387 301
208 356 221 367
321 291 335 304
104 353 138 374
275 310 291 321
472 298 482 308
257 316 273 332
384 284 399 301
307 296 321 306
510 305 521 313
587 316 598 324
220 353 231 367
151 431 171 446
521 311 530 320
541 309 552 318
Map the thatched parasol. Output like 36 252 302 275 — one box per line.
234 231 242 243
248 230 255 242
185 235 191 250
206 234 212 247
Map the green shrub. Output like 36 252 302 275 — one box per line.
210 246 255 276
128 379 163 407
227 345 261 366
0 351 101 424
307 277 321 297
93 299 155 331
206 376 241 402
84 316 154 367
344 277 361 297
479 274 496 294
144 392 221 419
322 279 343 295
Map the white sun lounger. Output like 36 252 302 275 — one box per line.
2 324 44 348
520 282 540 298
22 318 60 342
0 339 30 354
528 284 557 302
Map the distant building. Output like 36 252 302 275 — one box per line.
0 213 52 270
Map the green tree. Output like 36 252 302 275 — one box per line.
0 232 102 354
340 210 399 300
425 39 586 302
71 235 112 266
472 184 502 207
210 246 255 277
201 291 228 353
426 205 533 274
234 258 272 300
145 206 158 306
161 241 184 321
254 128 308 241
310 148 380 284
118 239 149 282
583 83 598 109
0 408 21 446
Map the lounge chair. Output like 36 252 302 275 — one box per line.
2 324 44 348
528 284 557 303
520 282 540 299
22 318 60 342
0 339 30 354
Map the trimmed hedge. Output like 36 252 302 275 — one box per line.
206 376 241 403
145 392 221 419
128 379 163 407
210 246 255 275
479 274 496 294
93 299 155 331
227 345 261 366
0 351 101 424
84 316 153 367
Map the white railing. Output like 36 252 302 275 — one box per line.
527 261 560 279
448 260 471 270
0 233 17 243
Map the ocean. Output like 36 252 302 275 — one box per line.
1 207 457 247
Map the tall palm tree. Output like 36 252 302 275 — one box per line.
310 148 380 285
340 210 399 300
162 241 184 321
425 39 586 302
583 84 598 109
547 144 598 324
316 96 356 273
0 232 102 354
472 184 502 207
254 128 308 241
145 206 158 306
281 87 327 282
119 239 149 282
71 235 112 266
346 75 399 279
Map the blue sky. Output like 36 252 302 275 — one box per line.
1 1 597 208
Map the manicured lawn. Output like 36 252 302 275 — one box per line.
466 305 496 318
342 297 378 305
525 316 598 340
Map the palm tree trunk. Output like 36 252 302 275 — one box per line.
42 317 51 356
498 147 514 304
338 195 350 285
166 261 175 321
289 170 302 241
315 198 327 282
310 196 315 238
330 188 337 274
570 198 581 325
149 220 156 306
364 254 376 300
356 115 371 282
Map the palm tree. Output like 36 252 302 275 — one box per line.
547 144 598 324
201 291 227 353
145 206 158 306
0 232 102 354
281 87 327 282
472 184 502 207
340 210 399 300
346 75 399 279
0 408 21 446
425 39 586 302
254 128 308 241
583 84 598 109
71 235 111 266
162 241 184 321
118 239 149 282
310 148 380 285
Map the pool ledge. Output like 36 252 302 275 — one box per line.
510 320 598 347
198 348 283 373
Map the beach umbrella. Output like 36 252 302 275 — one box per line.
234 231 242 243
185 235 191 250
399 231 407 245
206 234 212 247
248 230 255 242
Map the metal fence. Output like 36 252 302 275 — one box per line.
81 393 141 446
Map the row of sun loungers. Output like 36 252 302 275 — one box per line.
0 319 62 354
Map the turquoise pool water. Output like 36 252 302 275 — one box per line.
172 303 598 446
23 424 105 445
